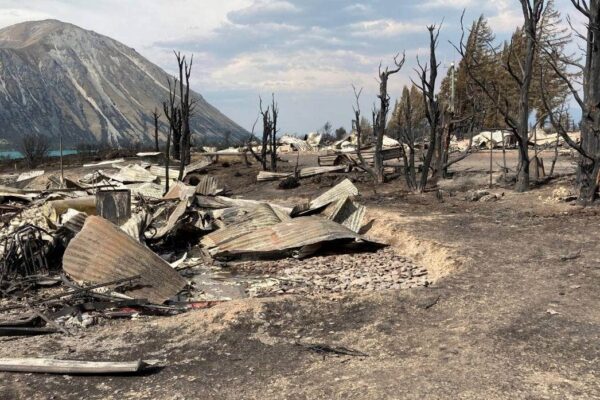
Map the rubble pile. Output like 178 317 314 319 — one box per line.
236 247 429 296
0 155 427 340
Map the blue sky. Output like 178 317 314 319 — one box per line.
0 0 580 134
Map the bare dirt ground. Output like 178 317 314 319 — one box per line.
1 150 599 399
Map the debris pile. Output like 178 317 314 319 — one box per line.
0 155 426 339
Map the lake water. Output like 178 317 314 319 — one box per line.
0 149 78 160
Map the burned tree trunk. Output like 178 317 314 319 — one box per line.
152 107 161 152
372 54 405 183
414 25 441 192
259 97 272 171
541 1 600 202
270 94 279 171
577 0 600 202
163 77 181 162
163 77 181 190
453 2 544 193
175 52 195 181
351 85 377 180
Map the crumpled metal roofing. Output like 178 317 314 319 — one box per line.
105 165 157 183
149 199 188 239
195 176 222 196
148 166 180 180
16 170 44 183
163 181 196 200
184 157 213 175
201 203 286 249
309 178 359 210
126 183 164 199
62 216 186 304
205 216 383 259
321 195 366 233
256 166 347 181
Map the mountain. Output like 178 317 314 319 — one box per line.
0 19 248 147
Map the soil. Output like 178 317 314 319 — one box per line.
0 150 599 399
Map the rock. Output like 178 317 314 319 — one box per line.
551 187 577 202
479 193 501 202
465 189 489 201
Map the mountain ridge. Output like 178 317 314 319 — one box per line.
0 19 248 147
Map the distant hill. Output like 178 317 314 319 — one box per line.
0 19 248 147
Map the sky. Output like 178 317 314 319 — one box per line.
0 0 581 135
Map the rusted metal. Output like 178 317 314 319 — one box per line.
308 178 359 211
321 196 366 233
95 189 131 225
195 176 221 196
201 204 285 249
204 216 384 260
0 225 54 285
62 216 186 304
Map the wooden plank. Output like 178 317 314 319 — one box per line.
0 358 153 374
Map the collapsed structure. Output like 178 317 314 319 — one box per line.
0 155 384 338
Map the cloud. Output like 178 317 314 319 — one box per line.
0 0 583 133
420 0 474 9
349 19 425 38
228 0 300 24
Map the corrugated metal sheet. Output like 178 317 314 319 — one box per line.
0 185 37 201
256 171 291 181
309 179 359 210
195 196 293 216
16 170 44 182
126 183 164 199
60 209 88 233
205 216 381 259
321 196 366 233
149 199 188 239
163 181 195 200
201 203 285 249
184 157 213 175
62 216 186 304
83 158 125 168
148 165 180 179
257 166 347 181
105 165 157 183
195 176 221 196
299 166 347 178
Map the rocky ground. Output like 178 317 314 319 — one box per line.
234 247 429 297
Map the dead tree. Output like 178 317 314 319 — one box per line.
20 133 49 168
453 2 545 192
371 53 405 183
175 52 196 181
163 77 180 192
270 94 279 171
396 87 418 190
151 107 161 152
258 96 274 171
413 25 442 192
351 85 377 180
540 0 600 202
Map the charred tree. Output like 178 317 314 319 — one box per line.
151 107 161 152
541 0 600 202
351 85 377 180
259 97 273 171
175 52 196 181
270 94 279 171
163 77 180 191
372 53 405 183
453 2 545 192
413 25 442 192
